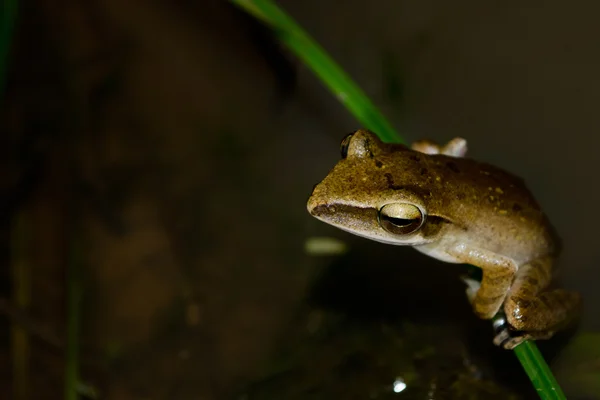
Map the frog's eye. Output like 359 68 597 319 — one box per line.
340 133 354 159
378 203 425 235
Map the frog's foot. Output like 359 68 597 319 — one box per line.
504 289 581 338
500 256 582 348
492 315 554 350
411 138 468 157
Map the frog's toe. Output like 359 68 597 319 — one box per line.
493 329 529 350
460 275 480 303
492 314 527 349
441 137 468 157
492 328 511 347
411 138 468 157
491 314 555 349
411 139 441 155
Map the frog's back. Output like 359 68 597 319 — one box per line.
415 152 557 262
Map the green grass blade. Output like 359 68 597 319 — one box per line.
230 0 402 144
514 341 566 400
0 0 18 96
65 231 82 400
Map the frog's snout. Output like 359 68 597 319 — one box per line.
306 192 318 215
306 184 325 216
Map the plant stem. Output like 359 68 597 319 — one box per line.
514 341 566 400
0 0 18 96
230 0 402 144
65 229 82 400
11 211 31 400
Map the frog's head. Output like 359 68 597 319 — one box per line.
307 130 446 246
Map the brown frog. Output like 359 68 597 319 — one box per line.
307 129 581 349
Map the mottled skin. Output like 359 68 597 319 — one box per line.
307 130 581 349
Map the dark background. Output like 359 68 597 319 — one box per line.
1 0 598 399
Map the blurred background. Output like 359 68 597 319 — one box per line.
1 0 599 399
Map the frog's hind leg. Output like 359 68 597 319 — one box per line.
411 138 467 157
496 256 582 349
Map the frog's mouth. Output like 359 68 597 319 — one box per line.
309 203 378 229
308 202 434 246
309 203 407 245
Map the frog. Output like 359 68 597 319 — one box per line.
306 129 581 349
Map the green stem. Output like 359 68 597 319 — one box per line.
231 1 567 399
230 0 402 144
514 341 566 400
65 231 82 400
0 0 18 97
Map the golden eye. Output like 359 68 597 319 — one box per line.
378 203 425 235
340 133 354 159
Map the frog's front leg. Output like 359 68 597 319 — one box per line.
495 256 582 349
411 138 468 157
447 245 517 319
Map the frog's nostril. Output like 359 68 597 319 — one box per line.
309 204 329 217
